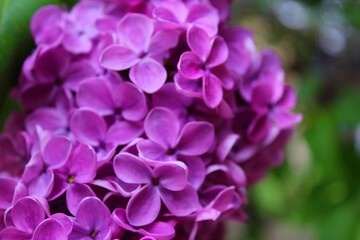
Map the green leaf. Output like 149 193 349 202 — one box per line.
0 0 72 107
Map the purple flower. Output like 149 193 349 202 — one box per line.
47 142 97 201
62 0 106 54
21 136 73 198
70 109 143 161
137 107 215 163
100 13 179 93
0 0 302 238
114 153 200 226
20 47 98 109
177 25 230 108
77 78 148 120
0 197 70 240
69 197 111 240
153 1 220 36
222 26 258 78
31 5 64 47
248 84 302 142
112 208 175 240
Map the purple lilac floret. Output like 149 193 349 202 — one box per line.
0 0 302 239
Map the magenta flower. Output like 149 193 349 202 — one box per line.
0 197 70 240
20 47 98 109
137 107 215 163
248 84 302 142
70 109 143 161
177 25 230 108
153 1 220 36
21 136 73 198
114 153 200 226
100 13 179 93
0 0 301 238
47 142 96 200
77 79 148 120
112 208 175 240
69 197 111 240
31 5 64 47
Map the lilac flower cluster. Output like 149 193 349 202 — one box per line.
0 0 301 239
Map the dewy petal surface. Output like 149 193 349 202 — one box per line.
126 185 161 227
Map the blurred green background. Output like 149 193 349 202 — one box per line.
230 1 360 239
1 0 360 239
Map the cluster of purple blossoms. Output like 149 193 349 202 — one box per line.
0 0 301 239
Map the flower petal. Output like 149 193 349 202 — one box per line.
137 140 168 161
203 73 223 108
117 13 154 53
106 121 144 146
32 219 67 240
178 52 204 79
113 82 148 121
25 108 67 134
206 36 229 68
187 25 211 61
174 73 202 98
100 45 139 71
28 170 54 198
70 109 107 146
11 197 45 233
0 227 30 240
154 162 188 191
68 144 96 183
129 58 167 93
43 136 72 169
113 153 152 184
144 108 180 149
0 178 17 209
66 184 95 216
50 213 73 234
187 3 219 36
159 185 200 216
176 122 215 155
126 185 161 226
148 29 180 55
247 115 272 143
76 197 111 232
77 79 115 115
139 221 176 240
277 85 297 110
180 156 206 190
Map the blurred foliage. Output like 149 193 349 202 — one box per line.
0 0 75 107
1 0 360 239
